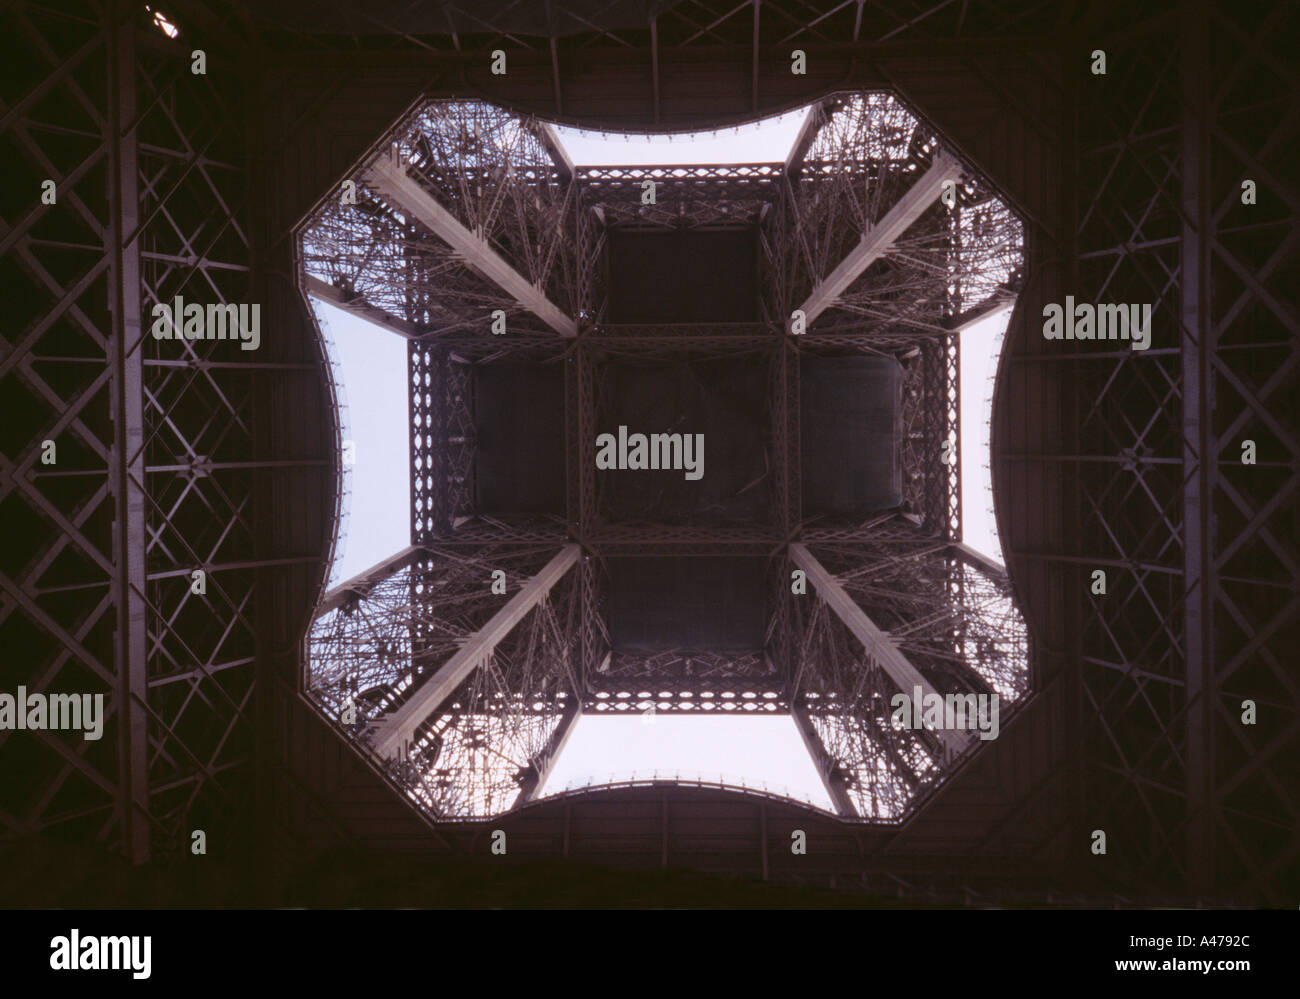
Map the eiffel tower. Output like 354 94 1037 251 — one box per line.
3 0 1295 908
302 94 1030 821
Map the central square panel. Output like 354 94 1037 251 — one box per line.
607 555 767 652
606 229 758 323
592 352 775 528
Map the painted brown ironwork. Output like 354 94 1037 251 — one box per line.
297 91 1029 822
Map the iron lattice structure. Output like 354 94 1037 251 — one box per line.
1 0 265 865
301 93 1030 820
1061 1 1300 903
6 0 1292 909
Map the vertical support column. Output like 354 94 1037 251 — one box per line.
108 4 150 863
1180 0 1215 898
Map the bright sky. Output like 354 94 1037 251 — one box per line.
311 105 1010 809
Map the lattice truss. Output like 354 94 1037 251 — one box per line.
775 526 1028 819
580 164 779 230
298 90 1031 820
1 2 256 862
760 93 1024 335
307 544 579 817
1068 1 1300 904
815 541 1029 703
410 336 570 542
300 99 590 336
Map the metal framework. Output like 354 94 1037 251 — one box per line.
2 0 268 864
4 0 1294 908
1062 0 1300 903
299 92 1030 822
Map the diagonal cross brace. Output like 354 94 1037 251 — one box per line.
370 544 581 758
362 151 579 338
791 702 859 816
789 543 971 758
798 150 961 327
315 544 426 618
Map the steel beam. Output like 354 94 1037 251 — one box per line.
783 97 834 177
944 294 1014 333
798 150 960 327
515 699 580 803
1180 0 1214 898
791 703 858 816
949 542 1009 585
371 543 580 757
362 151 579 337
108 8 150 865
789 543 970 757
525 118 574 185
305 275 422 338
315 544 426 617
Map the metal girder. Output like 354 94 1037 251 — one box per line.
525 117 574 185
305 275 422 338
1180 0 1215 896
362 151 579 338
797 150 960 327
944 294 1014 333
515 699 580 803
949 542 1008 585
315 544 426 617
108 8 151 865
789 543 970 757
783 97 834 177
791 703 857 816
371 543 580 757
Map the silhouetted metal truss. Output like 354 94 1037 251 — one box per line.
307 543 578 816
1057 1 1300 904
1 1 261 863
300 93 1030 820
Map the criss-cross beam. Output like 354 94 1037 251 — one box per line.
789 544 971 759
944 293 1015 333
798 150 961 328
370 543 581 759
362 151 579 338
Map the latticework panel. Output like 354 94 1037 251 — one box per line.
299 99 587 338
804 539 1029 705
1 2 261 862
398 101 583 317
410 339 569 542
789 592 943 820
578 164 780 230
307 544 579 817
